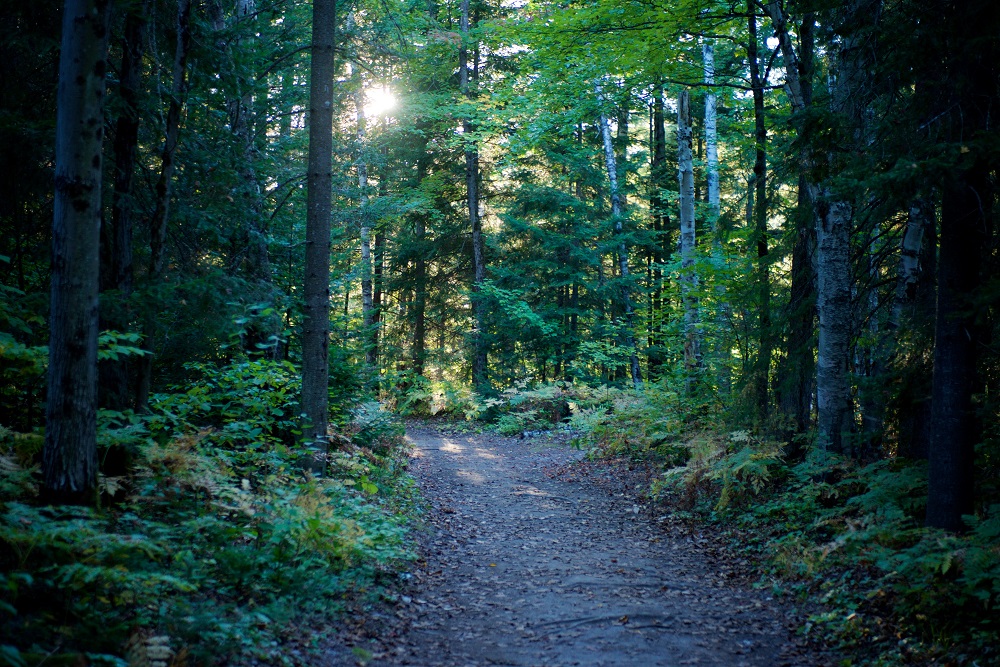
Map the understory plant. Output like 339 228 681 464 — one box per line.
576 391 999 666
0 358 415 666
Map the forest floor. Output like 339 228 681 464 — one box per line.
335 424 838 667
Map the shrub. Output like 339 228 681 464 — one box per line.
0 358 415 665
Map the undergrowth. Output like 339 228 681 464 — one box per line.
571 384 1000 667
0 358 416 666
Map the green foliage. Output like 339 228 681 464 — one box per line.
96 331 149 362
383 372 480 419
480 380 591 436
567 378 999 664
0 360 415 664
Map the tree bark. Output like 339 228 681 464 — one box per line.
890 200 932 331
302 0 337 471
373 229 385 368
814 198 854 454
43 0 112 505
597 84 641 388
460 0 488 393
927 170 986 530
135 0 192 412
925 0 997 530
413 212 427 377
647 84 671 380
677 89 700 390
702 41 719 225
354 67 375 368
768 7 817 439
895 200 935 461
748 5 771 422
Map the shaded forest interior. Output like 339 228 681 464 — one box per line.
1 0 999 664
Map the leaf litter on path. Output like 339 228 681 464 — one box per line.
350 426 835 667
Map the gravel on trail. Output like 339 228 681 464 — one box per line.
356 425 834 667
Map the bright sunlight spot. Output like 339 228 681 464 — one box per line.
364 86 397 117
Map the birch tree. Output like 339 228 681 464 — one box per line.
702 40 720 224
596 83 641 388
812 0 878 455
677 89 699 388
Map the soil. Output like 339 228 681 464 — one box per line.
347 425 836 667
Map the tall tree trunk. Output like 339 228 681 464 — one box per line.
460 0 488 393
677 89 700 390
302 0 337 471
927 169 987 530
812 0 874 455
354 67 375 368
748 4 771 422
43 0 112 505
895 200 936 460
372 154 388 372
99 4 145 411
135 0 192 412
814 197 854 455
703 40 719 225
413 214 427 377
373 229 385 368
597 83 641 388
775 12 816 439
890 201 931 332
647 84 671 381
925 0 997 530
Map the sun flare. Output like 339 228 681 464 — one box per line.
364 86 397 117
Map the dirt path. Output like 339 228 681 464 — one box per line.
364 426 832 667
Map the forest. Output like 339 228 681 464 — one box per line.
1 0 999 664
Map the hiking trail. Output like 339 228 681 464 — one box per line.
357 425 833 667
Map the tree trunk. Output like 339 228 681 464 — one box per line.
813 0 874 455
677 89 700 389
460 0 488 393
890 199 932 331
302 0 337 471
927 170 986 530
43 0 112 505
647 84 671 380
925 0 996 530
814 196 854 455
99 4 145 411
774 12 816 439
373 228 385 370
597 84 641 388
135 0 192 412
748 5 771 422
702 41 719 225
895 200 935 461
354 70 375 368
413 214 427 377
